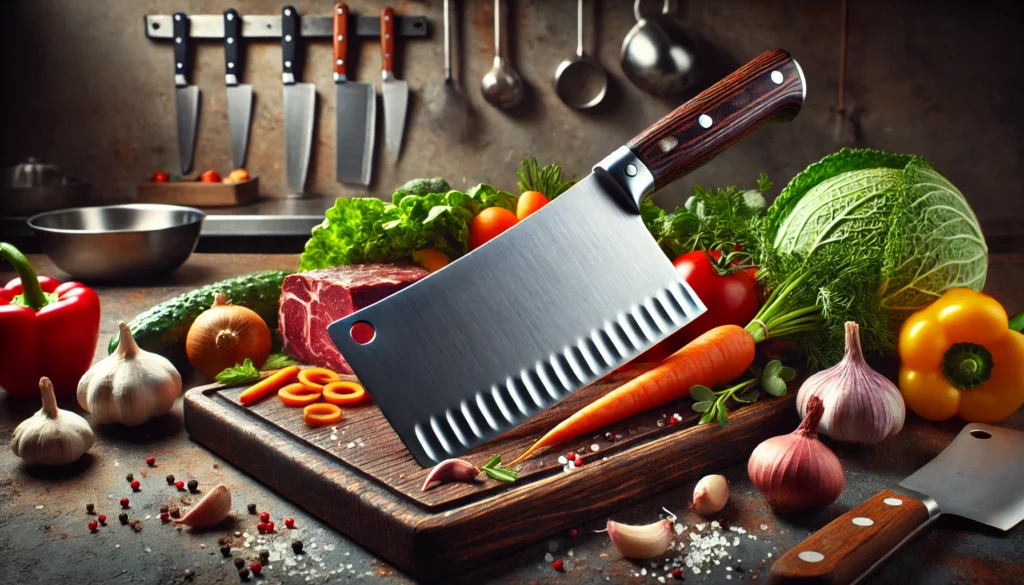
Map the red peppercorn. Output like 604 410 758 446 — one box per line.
552 559 563 571
672 567 683 578
120 498 130 509
574 456 584 467
259 512 270 523
266 521 275 533
88 520 99 532
257 523 267 534
284 518 295 529
566 451 576 461
130 479 141 491
146 457 156 466
160 512 170 522
98 515 107 525
568 528 578 538
250 562 262 576
175 480 185 490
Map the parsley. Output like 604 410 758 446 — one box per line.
480 455 520 483
689 359 796 428
215 354 298 385
516 158 577 199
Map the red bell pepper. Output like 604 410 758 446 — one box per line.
0 243 101 398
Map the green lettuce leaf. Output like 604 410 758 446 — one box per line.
467 184 518 212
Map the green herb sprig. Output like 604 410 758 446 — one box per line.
215 354 298 385
689 360 796 428
481 455 520 483
516 158 577 199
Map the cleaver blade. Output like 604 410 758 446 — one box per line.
172 13 199 176
769 423 1024 585
224 8 253 170
334 3 376 186
281 6 316 196
329 49 806 467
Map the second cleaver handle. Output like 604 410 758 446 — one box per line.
767 489 937 584
626 49 804 192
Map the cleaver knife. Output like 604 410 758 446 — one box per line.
329 49 806 467
380 7 408 165
173 12 199 176
769 423 1024 585
334 3 376 186
223 8 253 170
281 5 316 196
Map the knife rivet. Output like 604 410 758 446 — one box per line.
174 14 181 21
175 37 182 44
771 70 784 84
285 34 293 42
699 114 713 129
284 8 292 16
177 63 182 69
226 13 234 21
338 34 344 41
852 517 874 526
337 59 344 66
883 497 903 506
337 7 343 14
798 551 825 563
385 33 391 39
285 60 292 68
625 164 637 177
227 37 234 44
228 62 235 69
384 15 391 21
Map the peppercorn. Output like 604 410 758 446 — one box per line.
169 507 181 519
166 474 175 485
238 567 250 581
160 504 169 514
266 521 275 533
98 515 107 525
552 559 563 571
247 503 257 514
567 528 578 538
284 517 295 529
120 497 130 509
88 520 98 532
130 479 141 491
187 479 199 493
86 502 95 514
119 512 129 525
256 523 267 535
220 544 232 557
160 512 171 523
291 539 303 554
258 550 270 563
146 457 156 466
233 557 245 569
250 561 263 576
259 511 270 523
672 567 683 578
175 480 185 490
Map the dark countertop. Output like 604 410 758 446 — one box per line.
2 253 1024 585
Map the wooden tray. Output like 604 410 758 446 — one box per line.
137 177 259 207
184 370 797 577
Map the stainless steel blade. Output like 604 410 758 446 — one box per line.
382 80 408 163
335 82 376 185
175 86 199 175
226 85 253 170
329 168 705 466
897 423 1024 531
283 83 316 195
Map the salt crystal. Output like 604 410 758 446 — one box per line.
114 544 120 549
727 575 733 580
558 456 568 465
767 553 773 558
567 460 576 470
733 537 740 546
330 434 338 441
726 567 732 572
145 547 152 553
34 505 43 510
590 444 599 452
324 544 335 552
760 524 768 530
145 515 152 520
347 442 355 449
658 578 666 584
696 523 706 531
693 567 701 574
641 568 647 576
711 520 720 529
358 443 365 448
568 549 574 557
544 553 554 563
346 564 353 570
113 461 119 467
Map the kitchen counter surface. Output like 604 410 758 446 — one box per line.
2 253 1023 585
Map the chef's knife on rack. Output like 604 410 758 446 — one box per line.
380 7 408 165
329 49 806 466
173 12 199 176
224 8 252 170
281 5 316 196
334 3 376 186
768 423 1024 585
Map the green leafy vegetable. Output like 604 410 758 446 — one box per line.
767 148 987 318
516 158 577 199
690 359 796 427
480 455 519 483
263 353 297 370
392 177 451 203
467 184 518 212
1010 313 1024 333
216 359 261 385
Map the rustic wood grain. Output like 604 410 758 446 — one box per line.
185 367 798 576
137 177 260 207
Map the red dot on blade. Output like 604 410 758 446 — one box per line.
351 321 375 345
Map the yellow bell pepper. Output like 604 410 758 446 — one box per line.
899 288 1024 423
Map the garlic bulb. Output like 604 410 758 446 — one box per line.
796 321 905 444
12 377 94 466
693 474 730 516
606 510 676 559
78 321 182 426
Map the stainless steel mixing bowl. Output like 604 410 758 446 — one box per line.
27 204 205 282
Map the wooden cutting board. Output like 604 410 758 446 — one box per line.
184 368 797 577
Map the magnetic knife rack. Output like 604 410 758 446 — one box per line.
144 13 429 40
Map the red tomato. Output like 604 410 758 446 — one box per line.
151 171 170 182
469 207 518 250
637 250 760 363
200 170 222 183
516 191 550 220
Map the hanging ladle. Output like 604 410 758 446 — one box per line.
553 0 608 109
621 0 700 98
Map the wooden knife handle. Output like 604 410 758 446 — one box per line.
281 5 300 83
381 7 395 75
626 49 804 192
768 489 937 585
223 8 242 85
172 12 192 87
333 3 349 80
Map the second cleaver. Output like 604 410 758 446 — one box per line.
334 3 376 186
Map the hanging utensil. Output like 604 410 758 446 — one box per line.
281 5 316 196
481 0 523 109
621 0 700 98
223 8 253 170
426 0 474 138
554 0 608 109
381 7 409 164
334 2 376 186
173 12 200 176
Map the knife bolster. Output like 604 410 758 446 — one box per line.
594 146 655 212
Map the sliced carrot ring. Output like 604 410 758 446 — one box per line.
322 381 368 406
278 383 322 407
298 368 341 390
303 403 343 426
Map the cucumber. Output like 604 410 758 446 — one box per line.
109 270 291 367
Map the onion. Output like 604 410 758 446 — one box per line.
186 293 271 379
747 395 845 513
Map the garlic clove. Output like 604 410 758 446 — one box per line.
421 458 481 492
12 377 94 467
606 512 676 559
174 484 232 527
693 474 730 516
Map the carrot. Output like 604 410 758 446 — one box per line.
510 325 756 465
322 381 368 406
278 382 322 407
298 367 340 390
239 365 301 406
303 403 343 426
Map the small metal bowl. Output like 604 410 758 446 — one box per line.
27 204 205 282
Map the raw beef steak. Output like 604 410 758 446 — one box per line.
278 264 429 373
